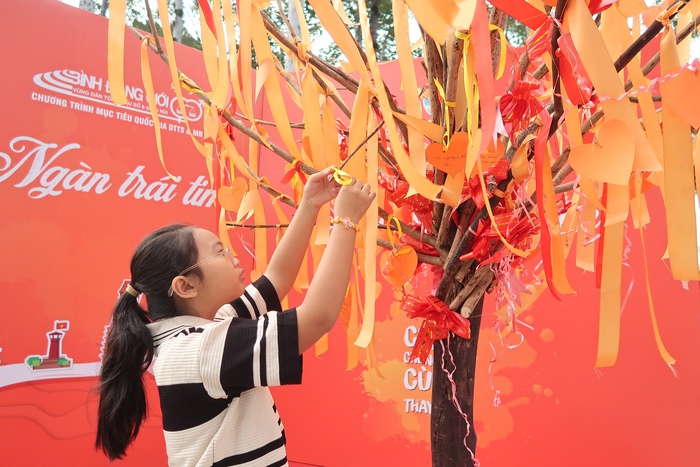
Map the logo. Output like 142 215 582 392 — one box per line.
33 69 204 123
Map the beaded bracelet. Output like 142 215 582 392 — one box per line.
330 216 360 231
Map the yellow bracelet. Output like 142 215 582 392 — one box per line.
331 216 360 231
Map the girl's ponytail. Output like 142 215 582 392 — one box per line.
95 289 153 460
95 225 198 460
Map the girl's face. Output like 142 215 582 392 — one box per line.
192 228 245 317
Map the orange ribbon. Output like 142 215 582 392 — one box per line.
402 295 472 364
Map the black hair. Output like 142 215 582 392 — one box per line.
95 224 201 460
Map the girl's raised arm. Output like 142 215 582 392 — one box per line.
295 179 375 353
265 167 340 301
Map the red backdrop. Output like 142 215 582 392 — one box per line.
1 2 699 466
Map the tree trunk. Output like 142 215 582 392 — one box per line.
284 0 301 71
173 0 184 44
368 0 380 57
431 293 483 466
79 0 95 12
99 0 108 16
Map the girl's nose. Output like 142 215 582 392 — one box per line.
232 257 240 267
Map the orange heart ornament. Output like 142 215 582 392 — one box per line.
380 245 418 289
662 67 700 129
426 131 469 176
568 119 634 186
217 177 247 211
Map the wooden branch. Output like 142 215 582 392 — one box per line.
445 202 476 262
436 30 466 255
435 175 510 300
275 60 303 95
454 258 475 284
236 114 306 129
519 47 532 81
449 264 492 311
436 203 456 250
310 68 353 118
548 0 568 140
614 0 690 72
338 120 384 170
624 11 700 91
489 7 508 76
377 206 444 257
460 267 494 318
260 10 361 94
554 180 576 194
627 95 662 103
143 0 163 56
444 36 464 137
424 31 447 248
274 0 299 41
423 33 444 126
376 238 444 267
548 3 690 185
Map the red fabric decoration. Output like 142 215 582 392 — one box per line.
402 295 472 364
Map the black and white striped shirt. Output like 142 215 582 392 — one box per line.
147 276 303 467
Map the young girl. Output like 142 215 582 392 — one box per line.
96 168 375 466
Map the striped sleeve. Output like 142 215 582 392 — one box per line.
200 309 303 399
227 275 282 319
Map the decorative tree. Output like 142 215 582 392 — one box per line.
108 0 700 465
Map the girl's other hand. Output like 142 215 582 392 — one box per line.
334 178 376 224
302 167 341 209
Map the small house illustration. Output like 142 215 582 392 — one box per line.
25 320 73 370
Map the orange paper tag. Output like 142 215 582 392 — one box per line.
426 132 469 176
380 245 418 289
217 178 248 212
663 67 700 128
569 119 634 185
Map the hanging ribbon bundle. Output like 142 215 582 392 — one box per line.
280 159 308 185
499 80 546 139
378 172 434 232
402 294 472 364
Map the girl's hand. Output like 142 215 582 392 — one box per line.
302 167 342 209
334 178 376 224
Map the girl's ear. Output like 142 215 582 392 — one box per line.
170 276 199 299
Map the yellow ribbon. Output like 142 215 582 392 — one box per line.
179 72 203 94
386 215 403 251
489 24 507 80
455 30 477 141
331 166 353 185
433 78 455 147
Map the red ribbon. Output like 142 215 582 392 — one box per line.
557 33 595 106
402 295 472 364
280 159 308 185
197 0 218 41
378 173 434 234
499 80 545 140
460 210 538 265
